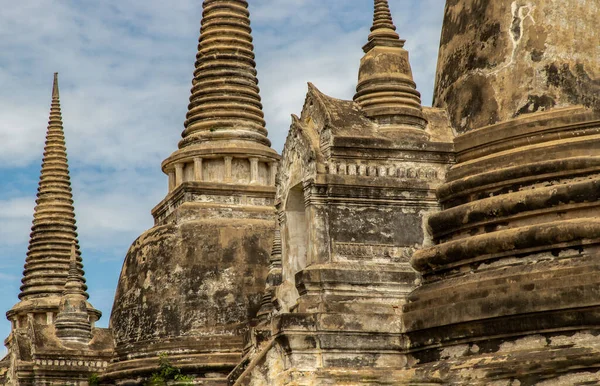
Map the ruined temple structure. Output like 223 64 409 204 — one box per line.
3 0 600 384
0 74 113 385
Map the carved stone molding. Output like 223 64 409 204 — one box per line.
327 162 443 181
333 242 415 263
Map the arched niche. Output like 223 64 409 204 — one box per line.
278 183 308 312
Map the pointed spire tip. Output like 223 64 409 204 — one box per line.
52 72 60 100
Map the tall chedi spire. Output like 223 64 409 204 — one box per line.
354 0 428 134
7 73 100 331
21 73 86 301
106 1 279 383
162 0 278 188
181 0 269 148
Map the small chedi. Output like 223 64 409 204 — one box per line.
2 0 600 385
0 74 113 385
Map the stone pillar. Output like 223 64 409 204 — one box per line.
270 162 278 186
168 172 175 192
250 158 259 184
224 157 233 182
175 163 184 186
194 157 203 182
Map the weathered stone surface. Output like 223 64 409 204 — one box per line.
403 2 600 378
106 215 274 381
232 2 454 384
434 0 600 133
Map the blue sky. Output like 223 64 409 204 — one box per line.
0 0 445 355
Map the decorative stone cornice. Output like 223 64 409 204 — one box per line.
354 0 428 132
181 0 269 148
55 243 93 345
18 73 89 302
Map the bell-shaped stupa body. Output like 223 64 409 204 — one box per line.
403 0 600 383
104 1 279 384
433 0 600 134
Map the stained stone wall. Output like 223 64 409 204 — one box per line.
434 0 600 133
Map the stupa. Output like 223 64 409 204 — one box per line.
103 0 280 384
0 74 112 386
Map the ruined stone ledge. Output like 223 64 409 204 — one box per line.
438 156 600 207
407 253 599 303
153 181 276 213
412 218 600 273
269 312 408 343
295 368 438 386
454 107 600 163
429 176 600 239
325 161 446 182
155 200 276 226
294 295 408 316
306 182 443 206
404 274 600 331
102 352 239 382
152 181 276 224
449 132 600 182
234 357 421 386
405 306 600 352
404 330 600 385
329 136 454 161
174 135 277 159
296 263 417 292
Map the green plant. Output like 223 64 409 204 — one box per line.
89 373 100 386
145 353 194 385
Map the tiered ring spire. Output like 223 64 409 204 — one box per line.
55 243 93 344
354 0 427 131
369 0 402 43
182 0 269 148
19 73 88 301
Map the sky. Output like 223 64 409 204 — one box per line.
0 0 446 355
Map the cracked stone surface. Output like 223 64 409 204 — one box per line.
434 0 600 133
